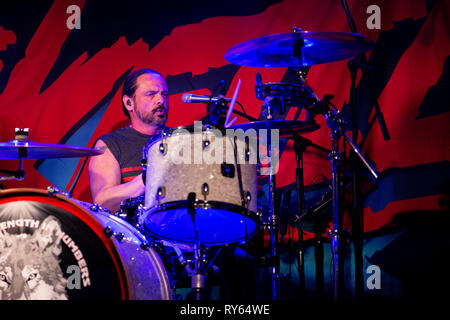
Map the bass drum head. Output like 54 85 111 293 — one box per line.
0 189 170 300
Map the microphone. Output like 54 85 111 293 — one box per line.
181 93 231 104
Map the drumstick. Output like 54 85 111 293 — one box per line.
224 78 241 128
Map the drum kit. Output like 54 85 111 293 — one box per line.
0 28 379 300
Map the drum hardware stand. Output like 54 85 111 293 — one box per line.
310 97 379 301
185 192 203 300
292 134 307 297
67 141 95 196
340 0 389 298
171 240 223 301
47 185 72 198
232 135 253 245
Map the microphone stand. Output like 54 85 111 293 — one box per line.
207 98 258 127
206 80 258 126
303 89 379 302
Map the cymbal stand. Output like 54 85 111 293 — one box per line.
293 135 307 297
184 192 225 300
185 192 205 300
0 129 28 181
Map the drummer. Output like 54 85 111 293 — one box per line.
88 68 169 212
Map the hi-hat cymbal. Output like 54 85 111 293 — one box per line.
230 120 320 137
225 31 374 67
0 139 104 159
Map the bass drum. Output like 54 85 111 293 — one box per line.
0 188 171 300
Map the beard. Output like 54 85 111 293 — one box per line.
135 105 168 129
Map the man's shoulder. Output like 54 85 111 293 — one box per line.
99 126 132 140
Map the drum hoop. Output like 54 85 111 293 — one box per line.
0 188 131 300
143 200 257 219
140 200 260 246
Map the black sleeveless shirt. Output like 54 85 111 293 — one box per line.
99 126 153 183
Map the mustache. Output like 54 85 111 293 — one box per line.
153 106 168 114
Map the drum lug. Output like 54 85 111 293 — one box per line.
203 139 210 150
256 207 264 218
156 186 166 209
159 143 167 155
104 226 114 237
245 138 250 162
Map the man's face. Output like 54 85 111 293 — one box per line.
131 72 169 129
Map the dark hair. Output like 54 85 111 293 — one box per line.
122 68 165 118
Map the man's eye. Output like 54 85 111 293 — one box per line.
0 274 9 284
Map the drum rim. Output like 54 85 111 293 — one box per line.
75 198 172 300
0 188 132 299
144 124 226 153
142 199 258 218
140 200 260 246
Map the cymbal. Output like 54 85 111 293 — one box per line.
0 139 104 159
229 120 320 137
225 31 374 67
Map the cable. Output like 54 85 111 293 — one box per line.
207 80 226 116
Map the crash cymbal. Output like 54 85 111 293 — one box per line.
0 139 104 159
225 31 374 67
230 120 320 137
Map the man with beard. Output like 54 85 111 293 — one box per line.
88 69 169 212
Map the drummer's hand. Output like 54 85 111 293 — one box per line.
133 173 146 193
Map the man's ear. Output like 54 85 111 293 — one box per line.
123 95 134 113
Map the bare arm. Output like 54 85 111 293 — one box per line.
88 139 145 212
